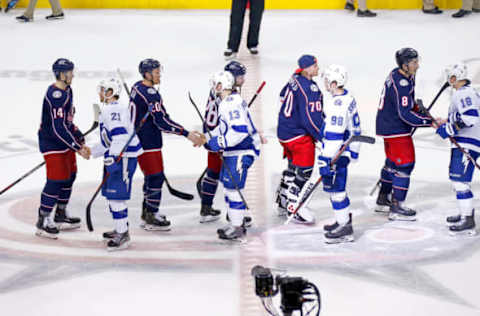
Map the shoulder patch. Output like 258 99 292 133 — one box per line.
52 91 62 99
334 99 342 106
147 88 156 95
226 96 234 102
288 78 298 91
399 79 409 87
310 84 319 92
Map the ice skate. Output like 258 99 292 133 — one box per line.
388 200 416 221
217 224 246 243
375 193 391 214
324 213 352 232
35 209 59 239
449 211 476 236
199 204 221 223
446 214 461 226
142 212 171 231
107 231 131 251
54 207 81 230
324 222 354 244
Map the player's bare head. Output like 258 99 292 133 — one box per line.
445 63 468 88
396 48 419 76
323 64 348 93
210 71 235 96
97 78 122 103
139 58 162 85
225 61 246 87
52 58 74 85
297 55 318 78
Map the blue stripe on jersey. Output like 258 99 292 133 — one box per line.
232 125 249 133
457 190 473 200
349 151 359 159
464 109 479 117
454 136 480 148
126 143 142 153
325 131 344 140
111 127 128 136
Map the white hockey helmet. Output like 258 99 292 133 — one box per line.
210 71 235 92
445 63 468 84
323 64 348 88
97 78 122 99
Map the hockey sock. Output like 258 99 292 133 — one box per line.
57 172 76 216
379 162 393 195
40 179 66 213
201 168 220 206
331 192 350 225
453 182 474 217
109 200 128 234
144 173 164 213
225 189 245 226
392 163 413 202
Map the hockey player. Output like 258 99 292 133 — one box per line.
36 58 90 239
206 71 261 242
90 78 143 250
275 54 324 224
199 61 247 224
319 65 361 243
435 63 480 235
375 48 434 221
130 59 205 231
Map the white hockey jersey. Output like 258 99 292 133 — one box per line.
448 84 480 152
209 92 260 157
321 89 361 161
91 101 143 159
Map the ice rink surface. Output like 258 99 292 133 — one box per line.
1 8 480 316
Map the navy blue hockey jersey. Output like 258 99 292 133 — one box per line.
376 68 431 137
38 84 83 154
130 81 189 151
277 74 324 142
204 88 221 132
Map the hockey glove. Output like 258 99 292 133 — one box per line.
241 155 254 169
317 156 335 177
207 135 226 152
104 156 121 174
436 123 457 139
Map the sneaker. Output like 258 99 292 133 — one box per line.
143 211 171 231
375 193 391 214
422 6 443 14
45 12 64 20
16 15 32 22
452 9 472 18
107 231 131 251
35 209 59 239
357 9 377 17
324 213 352 232
449 210 476 236
388 200 416 221
324 222 354 244
200 204 221 223
344 2 355 11
54 207 81 230
217 224 246 242
248 47 258 55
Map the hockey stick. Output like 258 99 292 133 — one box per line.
417 99 480 171
5 0 19 13
195 81 266 199
188 92 250 210
86 106 153 232
285 135 376 225
116 69 194 201
0 103 101 196
368 81 450 196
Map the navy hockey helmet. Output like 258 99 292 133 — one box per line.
139 58 161 77
224 61 246 77
395 48 419 68
52 58 74 79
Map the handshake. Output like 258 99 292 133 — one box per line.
187 131 207 147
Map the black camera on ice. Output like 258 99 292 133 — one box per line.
251 265 321 316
